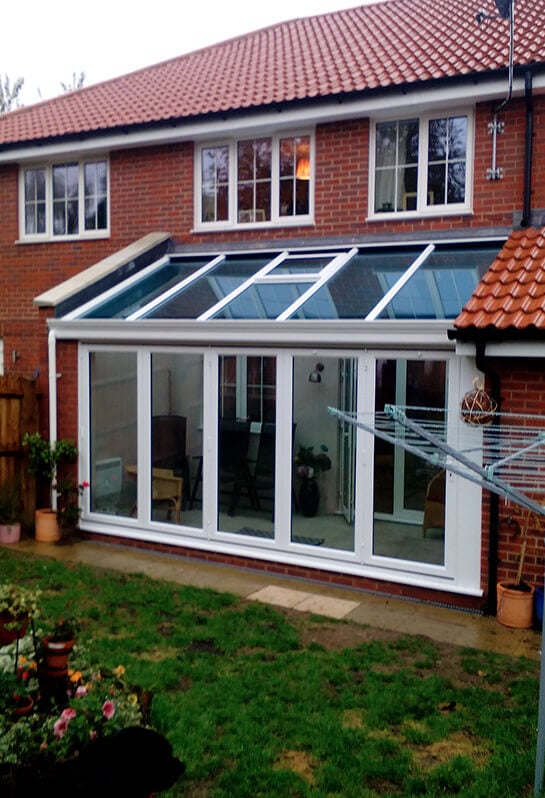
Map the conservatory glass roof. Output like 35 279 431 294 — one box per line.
67 240 502 322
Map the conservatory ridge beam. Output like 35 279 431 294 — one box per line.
47 318 453 349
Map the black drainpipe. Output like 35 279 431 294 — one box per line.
520 70 534 228
475 341 502 615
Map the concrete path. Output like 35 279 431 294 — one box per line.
10 538 542 660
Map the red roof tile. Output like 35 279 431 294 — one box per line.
455 228 545 331
0 0 544 146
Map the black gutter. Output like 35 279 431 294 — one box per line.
520 70 534 228
475 341 502 616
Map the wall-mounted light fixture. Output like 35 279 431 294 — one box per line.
309 362 324 383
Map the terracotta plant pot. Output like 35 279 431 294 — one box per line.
0 522 21 545
34 508 60 543
42 635 75 676
497 581 535 628
0 611 29 646
11 694 34 718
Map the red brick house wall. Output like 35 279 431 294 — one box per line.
0 96 541 429
483 360 545 591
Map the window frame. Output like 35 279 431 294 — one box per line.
368 109 474 220
195 131 314 231
19 157 110 241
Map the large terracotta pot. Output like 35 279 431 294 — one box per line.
34 508 60 543
497 581 535 628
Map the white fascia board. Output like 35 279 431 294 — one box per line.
48 317 453 349
455 340 545 358
0 74 538 164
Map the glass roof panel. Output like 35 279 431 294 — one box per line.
377 245 499 320
81 258 211 319
145 255 272 319
290 249 424 319
212 282 313 319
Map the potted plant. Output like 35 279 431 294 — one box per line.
496 511 538 628
56 478 89 545
22 432 78 543
0 480 22 545
294 444 332 517
0 584 40 647
40 617 77 677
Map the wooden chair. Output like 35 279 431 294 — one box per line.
151 468 183 523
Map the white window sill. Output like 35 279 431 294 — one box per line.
192 218 315 234
367 207 473 223
15 231 111 244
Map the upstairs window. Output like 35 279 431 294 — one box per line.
20 159 108 240
371 112 472 217
197 134 312 228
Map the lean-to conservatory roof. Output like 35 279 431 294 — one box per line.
455 227 545 332
1 0 544 147
59 239 503 323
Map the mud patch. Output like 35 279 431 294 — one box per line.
274 750 319 784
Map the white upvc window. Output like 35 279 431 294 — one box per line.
19 158 109 240
369 110 473 218
196 133 313 230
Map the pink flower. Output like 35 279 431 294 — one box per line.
75 685 88 697
102 700 115 719
61 707 77 721
54 718 69 739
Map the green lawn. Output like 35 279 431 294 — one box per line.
0 547 542 797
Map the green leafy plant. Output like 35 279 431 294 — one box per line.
295 444 332 479
22 433 77 485
0 583 40 622
46 616 78 643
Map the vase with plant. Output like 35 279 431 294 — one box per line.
294 444 332 517
0 479 22 545
22 433 78 543
40 618 78 678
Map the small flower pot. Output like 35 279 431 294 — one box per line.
0 522 21 545
11 694 34 719
42 636 75 676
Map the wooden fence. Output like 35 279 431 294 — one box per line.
0 375 39 522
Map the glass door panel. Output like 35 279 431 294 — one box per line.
217 355 277 539
89 351 137 517
151 353 203 528
292 355 355 551
373 358 446 564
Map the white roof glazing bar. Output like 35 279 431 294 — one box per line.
128 254 225 320
197 251 290 320
277 248 358 320
364 243 435 321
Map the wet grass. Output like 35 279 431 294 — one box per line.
0 548 541 797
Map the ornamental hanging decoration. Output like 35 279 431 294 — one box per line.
460 378 497 426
